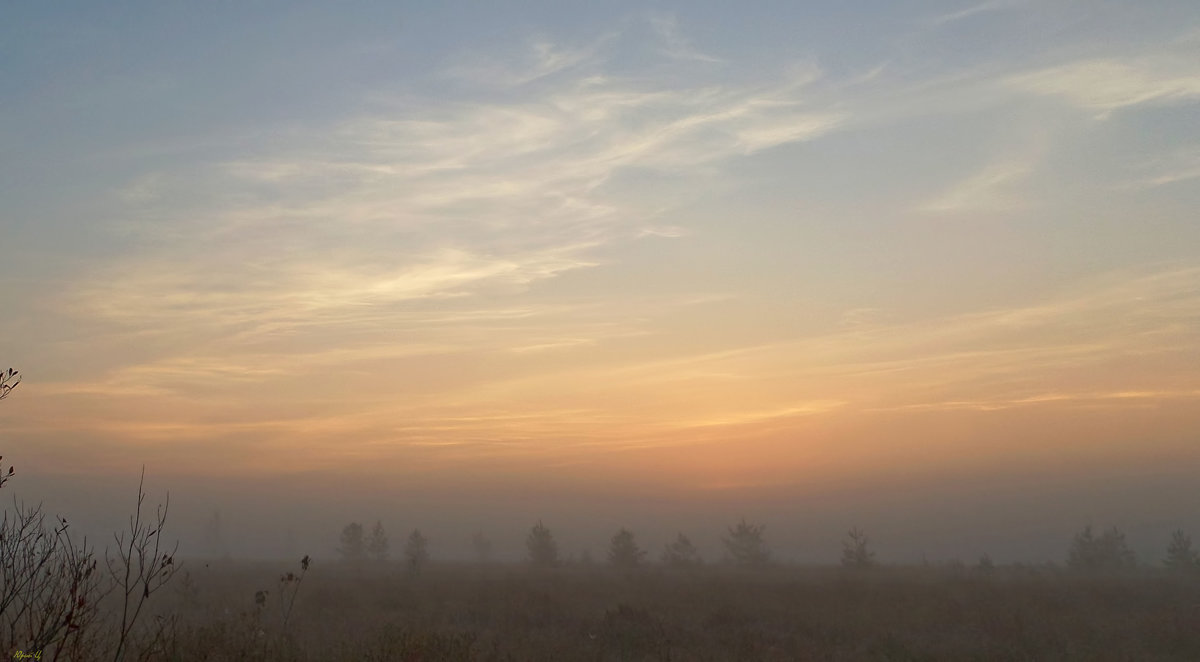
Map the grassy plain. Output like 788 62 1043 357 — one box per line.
141 560 1200 661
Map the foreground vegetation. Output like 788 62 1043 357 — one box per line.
117 559 1200 661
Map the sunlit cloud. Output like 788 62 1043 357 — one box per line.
65 32 848 375
649 14 724 63
680 401 848 428
919 159 1034 213
1008 56 1200 116
443 34 615 87
635 225 688 239
870 389 1200 413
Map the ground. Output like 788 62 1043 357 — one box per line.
128 560 1200 661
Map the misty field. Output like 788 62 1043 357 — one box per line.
127 560 1200 661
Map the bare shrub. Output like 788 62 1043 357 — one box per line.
0 368 20 490
0 501 103 655
277 555 310 633
105 467 180 661
0 470 178 661
1 369 179 659
0 368 18 402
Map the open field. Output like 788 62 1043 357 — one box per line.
130 560 1200 661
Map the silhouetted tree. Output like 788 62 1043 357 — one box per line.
404 529 429 573
977 553 995 574
1164 529 1200 572
661 533 702 567
366 520 389 562
1067 525 1136 571
471 532 493 564
841 527 876 569
526 520 559 567
607 528 646 568
338 522 365 563
722 518 770 567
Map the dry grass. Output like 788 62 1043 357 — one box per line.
135 560 1200 661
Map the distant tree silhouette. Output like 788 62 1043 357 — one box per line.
366 520 389 562
661 533 702 567
338 522 365 563
722 518 770 567
471 531 493 564
404 529 429 573
202 509 230 559
607 528 646 568
1164 529 1200 572
977 553 995 574
526 520 559 567
841 527 876 568
1067 525 1136 571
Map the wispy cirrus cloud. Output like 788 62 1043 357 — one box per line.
869 389 1200 413
649 14 724 63
922 0 1027 28
1124 146 1200 190
919 159 1034 213
1007 56 1200 116
442 34 615 87
275 263 1196 465
78 34 845 362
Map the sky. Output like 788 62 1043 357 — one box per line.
1 1 1199 563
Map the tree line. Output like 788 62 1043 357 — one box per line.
334 517 1200 573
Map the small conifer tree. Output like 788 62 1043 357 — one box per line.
722 519 770 567
338 522 366 563
404 529 429 573
607 527 646 568
526 520 559 567
366 520 389 562
1164 529 1200 572
662 533 703 567
841 527 876 569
